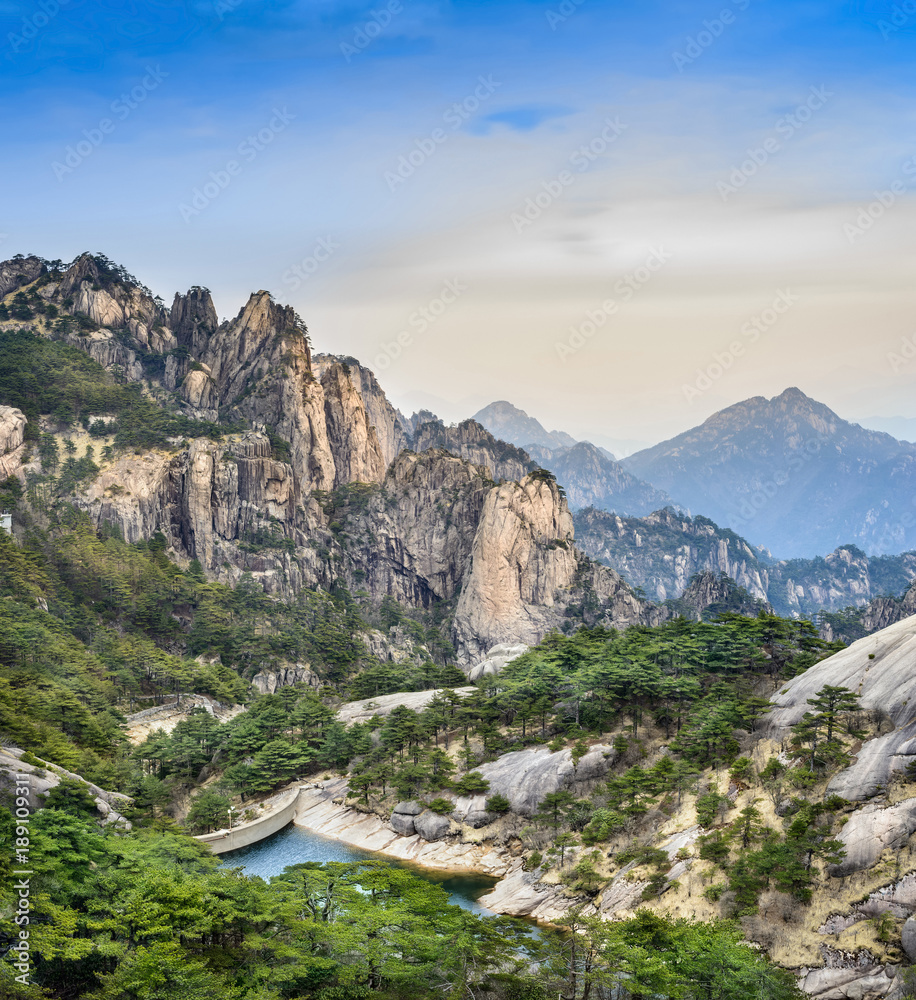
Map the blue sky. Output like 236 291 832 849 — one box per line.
3 0 916 447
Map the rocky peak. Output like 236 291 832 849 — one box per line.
0 255 45 297
452 471 655 660
170 287 218 356
472 399 577 451
51 253 175 354
674 570 770 620
412 418 534 482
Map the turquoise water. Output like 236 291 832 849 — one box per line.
220 821 499 916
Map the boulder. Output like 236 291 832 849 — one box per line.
414 810 450 841
799 965 896 999
474 744 614 816
831 798 916 876
393 800 423 816
465 810 494 829
902 916 916 963
390 812 416 836
465 643 529 682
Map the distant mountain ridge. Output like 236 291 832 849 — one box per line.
472 400 578 452
573 505 916 619
623 387 916 557
472 400 677 517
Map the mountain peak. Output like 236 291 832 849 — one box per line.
625 389 916 557
775 386 810 403
473 400 577 451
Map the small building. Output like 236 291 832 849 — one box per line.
0 513 11 535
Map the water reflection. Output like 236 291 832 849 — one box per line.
221 821 499 916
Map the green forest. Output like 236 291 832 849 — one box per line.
0 499 864 998
0 265 903 998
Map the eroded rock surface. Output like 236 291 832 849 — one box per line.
472 744 615 817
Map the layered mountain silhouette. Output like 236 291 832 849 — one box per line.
623 388 916 557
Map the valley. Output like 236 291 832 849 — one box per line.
3 252 916 1000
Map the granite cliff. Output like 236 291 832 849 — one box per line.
0 253 658 661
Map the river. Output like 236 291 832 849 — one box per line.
220 821 500 916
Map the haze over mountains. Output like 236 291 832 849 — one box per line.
3 251 916 638
473 391 916 560
624 388 916 558
471 401 677 518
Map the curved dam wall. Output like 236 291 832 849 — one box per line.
196 787 301 855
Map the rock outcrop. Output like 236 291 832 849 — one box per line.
453 474 654 661
251 663 321 695
467 744 615 817
0 255 45 296
767 614 916 799
57 253 177 354
0 405 27 479
465 643 530 682
0 747 131 825
412 418 534 483
336 688 476 728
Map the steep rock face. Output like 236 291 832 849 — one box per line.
194 295 390 492
317 362 386 485
61 328 144 381
324 357 409 467
251 663 320 695
767 614 916 800
412 419 533 483
170 287 218 356
452 474 655 661
0 406 27 479
0 255 45 296
340 450 492 608
56 254 177 354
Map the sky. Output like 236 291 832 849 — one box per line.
3 0 916 453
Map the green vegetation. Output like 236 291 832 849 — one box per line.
0 329 228 450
